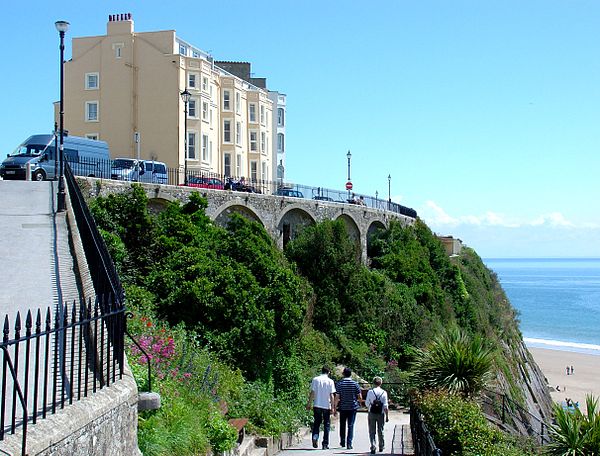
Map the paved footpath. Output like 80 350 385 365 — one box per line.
278 410 411 456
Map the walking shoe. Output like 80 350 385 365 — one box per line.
340 441 345 447
347 444 353 449
370 447 376 454
322 444 329 449
379 446 384 452
312 438 318 448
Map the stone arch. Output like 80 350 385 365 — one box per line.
213 202 264 227
147 197 173 215
336 213 361 252
366 220 387 258
276 206 317 248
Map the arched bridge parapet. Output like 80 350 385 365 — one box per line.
81 178 416 262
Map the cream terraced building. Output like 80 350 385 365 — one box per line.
59 13 274 185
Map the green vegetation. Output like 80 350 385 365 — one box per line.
417 390 537 456
546 395 600 455
410 327 495 398
86 184 543 454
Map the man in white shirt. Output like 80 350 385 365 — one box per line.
365 376 389 454
307 365 337 449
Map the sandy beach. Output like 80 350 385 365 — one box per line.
529 347 600 408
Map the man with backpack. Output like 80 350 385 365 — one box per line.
365 376 389 454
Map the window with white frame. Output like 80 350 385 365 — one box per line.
112 43 123 58
188 73 198 89
85 73 99 90
277 108 285 126
249 104 257 122
224 153 232 177
202 134 209 161
260 132 266 153
236 154 242 176
223 90 231 110
179 43 187 55
188 98 197 118
260 105 265 124
202 101 209 121
250 161 258 182
235 92 241 114
202 76 208 92
236 122 241 145
223 120 231 142
250 131 258 152
85 134 99 140
187 131 197 160
261 162 267 181
85 101 99 122
277 133 285 153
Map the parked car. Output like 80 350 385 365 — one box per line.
0 134 110 181
275 188 304 198
313 195 333 201
224 177 257 193
184 176 224 189
111 158 168 184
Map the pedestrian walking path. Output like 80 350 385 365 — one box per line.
276 410 412 456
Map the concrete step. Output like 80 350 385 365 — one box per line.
391 424 414 455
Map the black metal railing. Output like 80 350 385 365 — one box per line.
410 404 442 456
0 296 125 455
62 157 418 219
480 388 551 445
65 163 123 301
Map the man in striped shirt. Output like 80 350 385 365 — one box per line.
335 367 362 449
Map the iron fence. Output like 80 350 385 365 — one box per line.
59 157 418 219
0 296 125 456
410 405 442 456
480 388 550 445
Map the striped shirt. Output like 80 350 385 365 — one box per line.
336 378 361 411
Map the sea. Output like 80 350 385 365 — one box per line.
484 258 600 356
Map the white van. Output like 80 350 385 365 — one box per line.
0 134 110 181
111 158 168 184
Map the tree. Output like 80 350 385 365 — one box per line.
410 327 495 398
546 395 600 456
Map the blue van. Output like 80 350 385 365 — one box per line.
0 134 110 181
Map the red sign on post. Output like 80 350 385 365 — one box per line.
345 181 353 190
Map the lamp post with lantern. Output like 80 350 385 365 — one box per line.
346 150 352 200
387 174 391 211
55 20 69 211
180 88 191 185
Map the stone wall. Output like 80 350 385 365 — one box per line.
83 178 415 261
0 367 140 456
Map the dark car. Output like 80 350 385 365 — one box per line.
224 177 257 193
184 176 224 189
313 195 333 201
275 188 304 198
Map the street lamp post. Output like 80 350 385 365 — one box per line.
180 88 191 185
55 20 69 212
346 150 352 200
387 174 391 211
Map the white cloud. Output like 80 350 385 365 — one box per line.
420 201 577 229
528 212 575 227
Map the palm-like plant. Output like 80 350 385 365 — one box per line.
546 395 600 455
410 327 495 398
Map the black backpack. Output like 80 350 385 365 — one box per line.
370 390 383 414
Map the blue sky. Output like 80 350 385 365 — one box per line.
2 1 599 257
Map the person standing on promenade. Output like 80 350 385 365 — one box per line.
365 376 389 454
307 366 336 449
335 367 362 449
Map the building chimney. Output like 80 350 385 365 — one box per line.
107 12 134 34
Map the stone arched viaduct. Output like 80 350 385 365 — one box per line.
86 179 415 262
